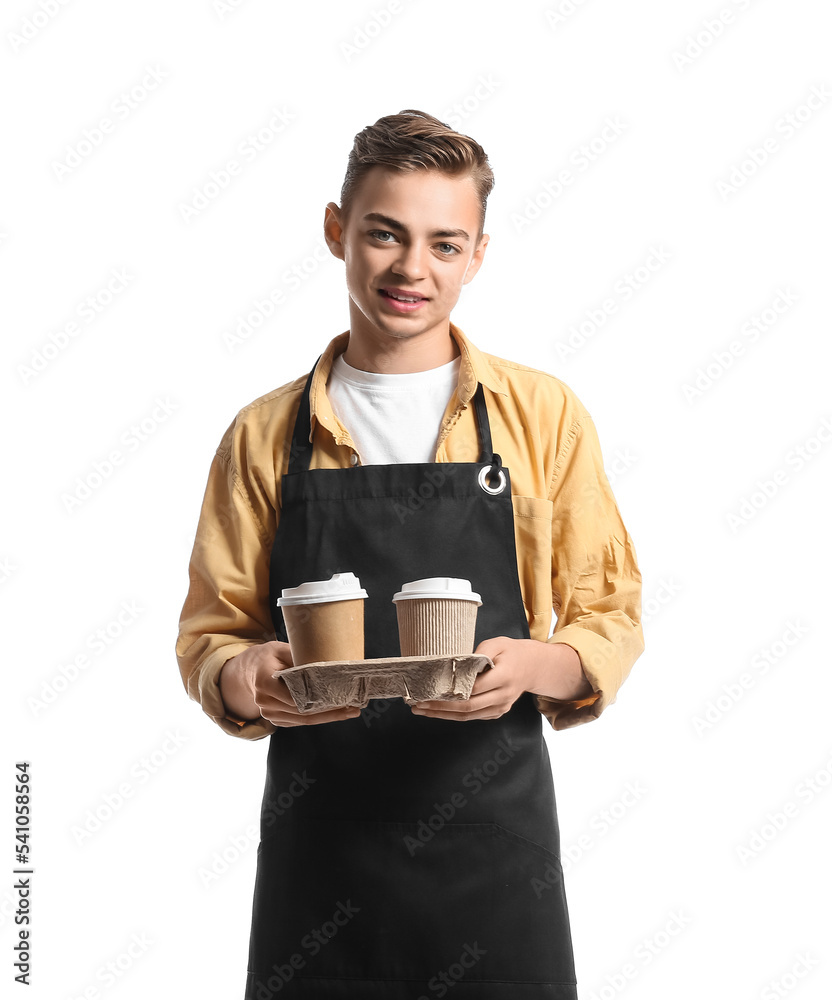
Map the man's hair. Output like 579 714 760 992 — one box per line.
339 109 495 240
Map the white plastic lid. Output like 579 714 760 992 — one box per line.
277 572 368 607
392 577 482 604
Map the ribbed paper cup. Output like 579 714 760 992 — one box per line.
392 578 482 657
395 598 478 657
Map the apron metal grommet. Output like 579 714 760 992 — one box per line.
478 464 507 495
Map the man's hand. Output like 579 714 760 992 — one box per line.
220 641 362 727
408 636 593 721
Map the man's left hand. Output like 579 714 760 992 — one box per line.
408 635 592 721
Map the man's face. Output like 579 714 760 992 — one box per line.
324 165 488 351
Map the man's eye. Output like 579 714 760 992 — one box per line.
370 230 396 242
437 243 459 255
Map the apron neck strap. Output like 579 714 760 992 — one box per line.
287 355 320 475
472 383 495 465
287 355 498 474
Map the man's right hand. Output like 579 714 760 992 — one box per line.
220 641 362 727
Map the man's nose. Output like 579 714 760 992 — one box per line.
391 242 429 281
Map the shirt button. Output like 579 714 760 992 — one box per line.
350 453 358 466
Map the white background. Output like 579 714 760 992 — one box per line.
3 0 831 997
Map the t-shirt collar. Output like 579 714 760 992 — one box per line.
309 323 507 437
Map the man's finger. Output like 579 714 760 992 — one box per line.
265 706 362 726
410 706 491 721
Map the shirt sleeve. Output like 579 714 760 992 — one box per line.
534 411 644 731
175 423 279 741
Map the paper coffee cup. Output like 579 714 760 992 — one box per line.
392 578 482 657
277 573 368 665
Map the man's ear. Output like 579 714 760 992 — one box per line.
324 202 346 261
462 233 489 286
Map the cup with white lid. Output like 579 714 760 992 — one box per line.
392 577 482 657
277 572 368 665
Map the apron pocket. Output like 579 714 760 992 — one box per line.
247 818 576 988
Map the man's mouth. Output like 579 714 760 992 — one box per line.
379 288 427 303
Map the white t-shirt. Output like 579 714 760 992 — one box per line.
326 352 460 464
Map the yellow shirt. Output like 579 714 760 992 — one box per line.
176 323 644 737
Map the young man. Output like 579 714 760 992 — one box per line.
177 109 644 999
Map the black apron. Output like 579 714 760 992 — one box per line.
245 359 578 999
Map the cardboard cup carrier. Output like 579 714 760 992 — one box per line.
392 578 482 657
277 573 368 665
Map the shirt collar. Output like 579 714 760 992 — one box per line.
308 322 508 438
448 321 508 403
308 330 350 444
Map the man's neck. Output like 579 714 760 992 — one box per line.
342 319 460 374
